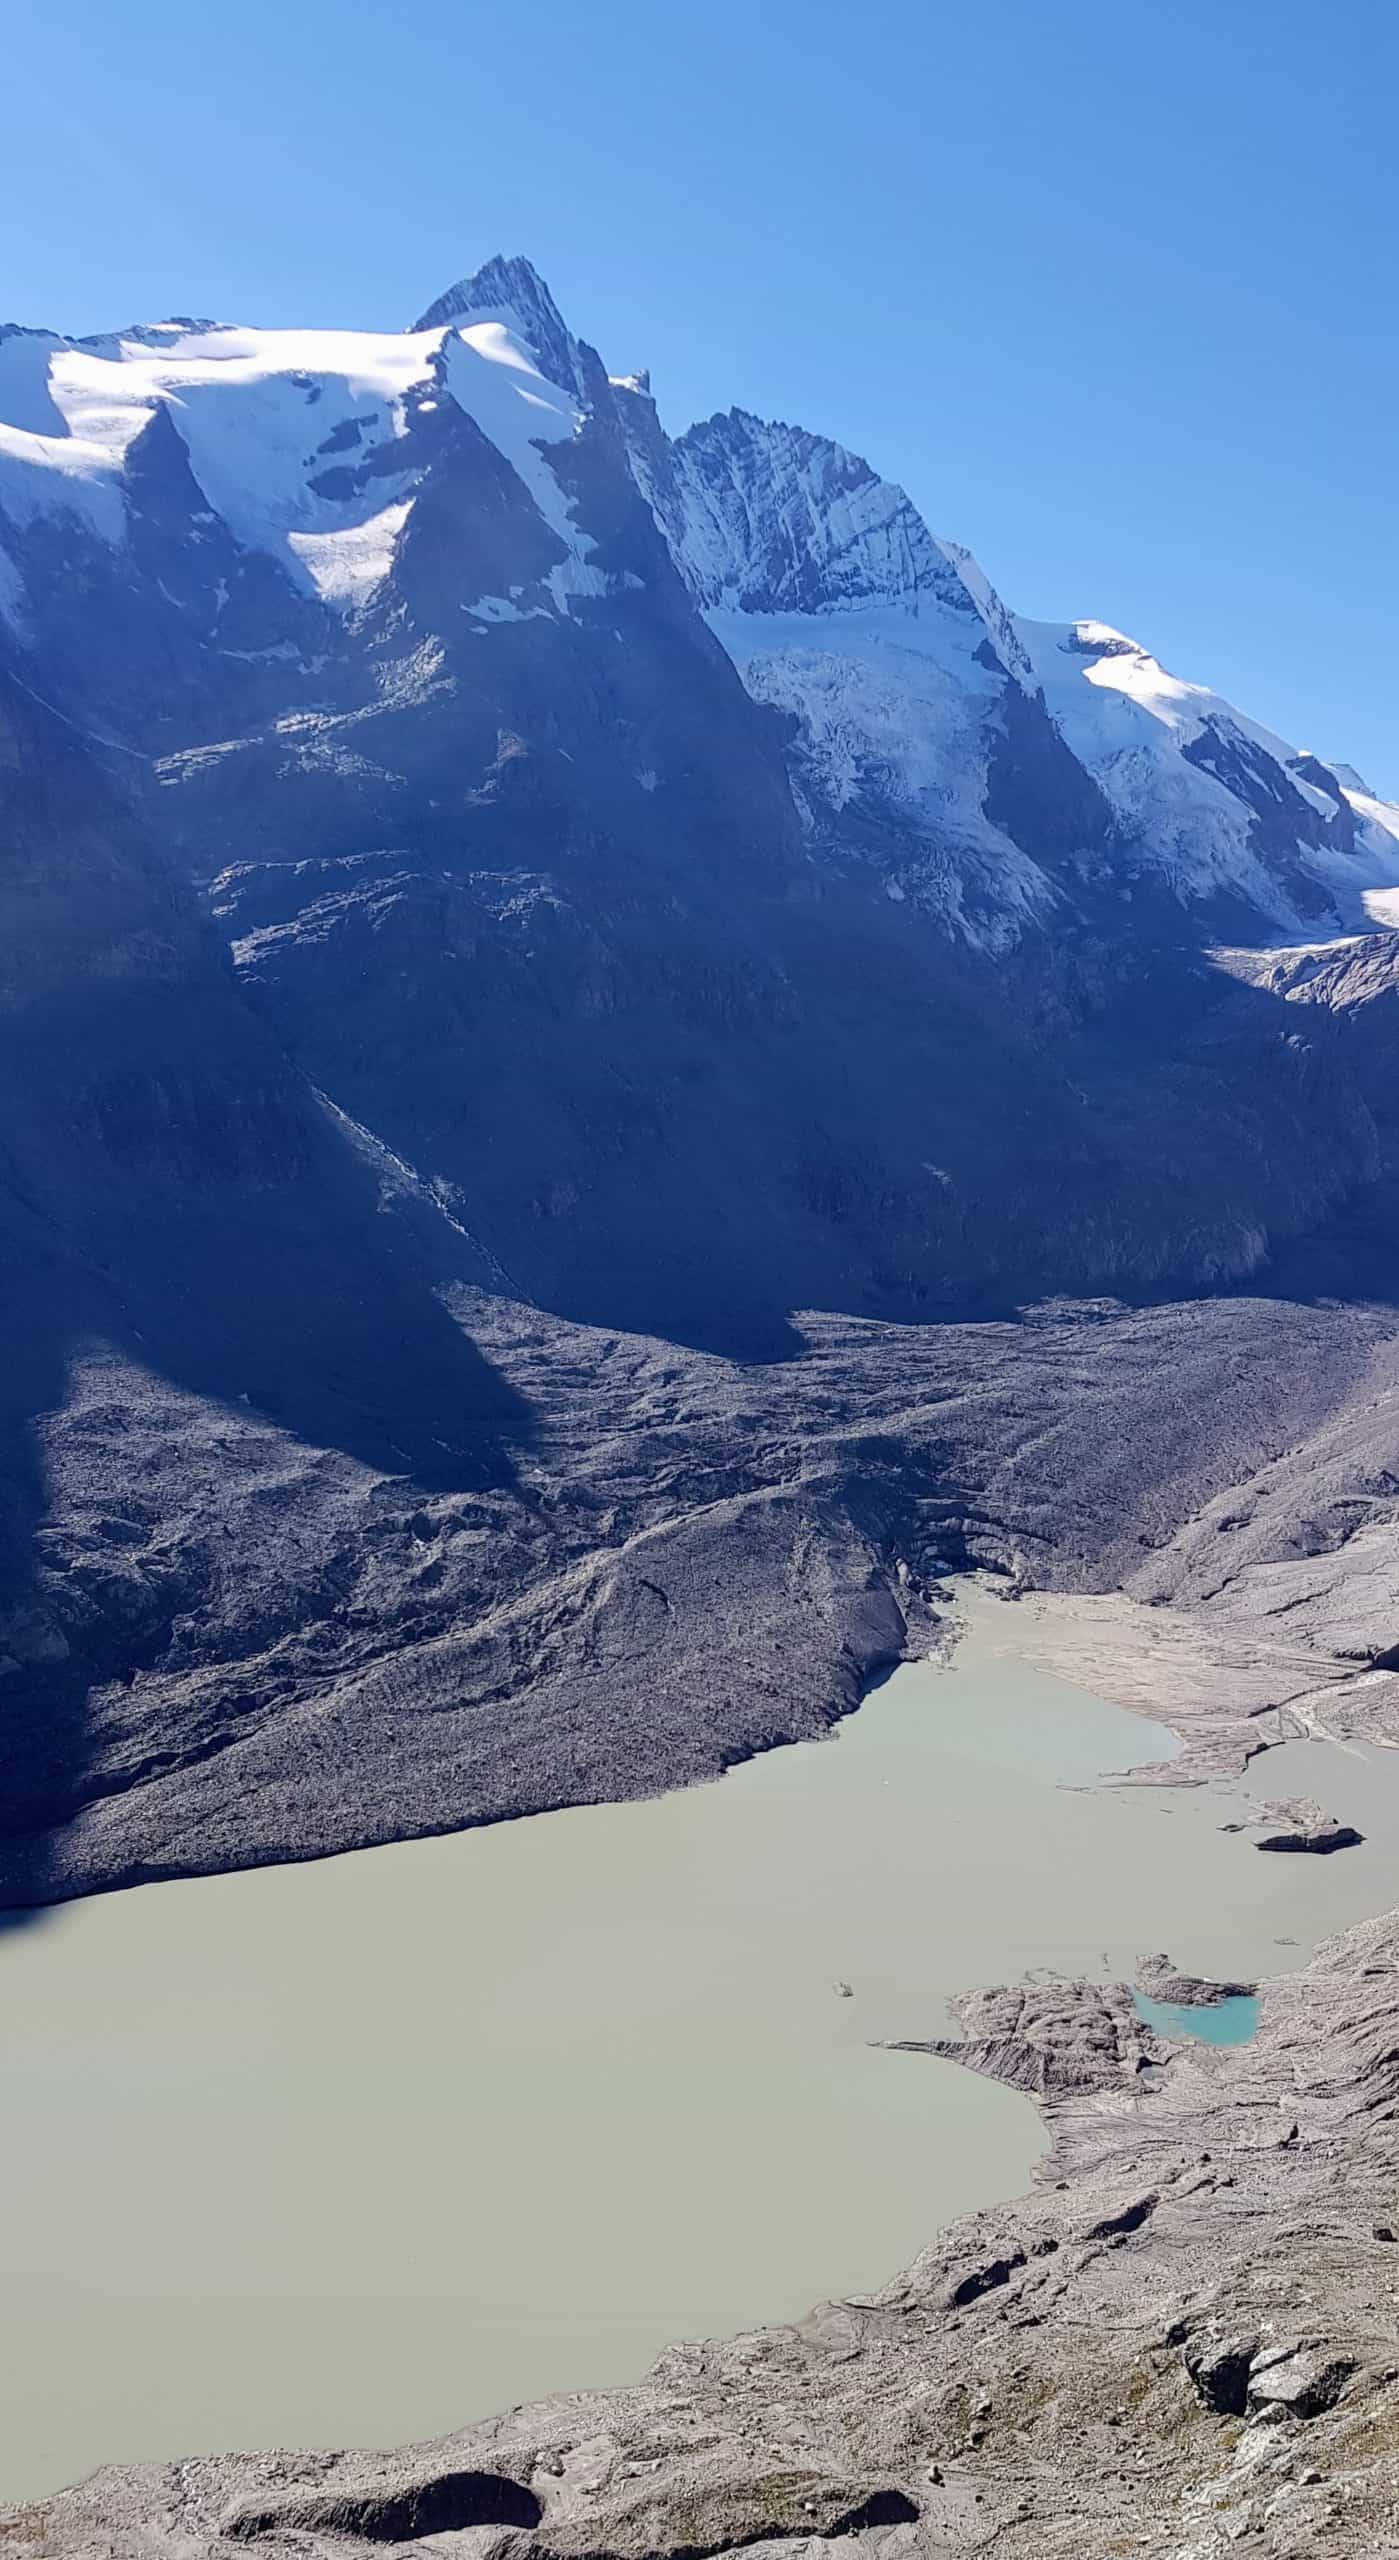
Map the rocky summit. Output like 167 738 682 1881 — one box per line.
7 254 1399 2546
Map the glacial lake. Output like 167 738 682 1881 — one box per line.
6 1588 1399 2509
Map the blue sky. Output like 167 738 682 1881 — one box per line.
7 0 1396 790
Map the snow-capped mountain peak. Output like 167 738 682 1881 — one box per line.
1 252 1395 953
604 398 1079 947
0 267 606 629
411 256 584 399
608 381 1399 944
639 404 983 629
1009 611 1399 927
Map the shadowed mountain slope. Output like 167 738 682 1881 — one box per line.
5 261 1399 1903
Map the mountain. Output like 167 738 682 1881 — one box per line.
6 255 1399 1903
623 389 1399 943
9 262 1390 947
6 256 1399 1352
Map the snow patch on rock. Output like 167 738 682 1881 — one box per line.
289 501 415 608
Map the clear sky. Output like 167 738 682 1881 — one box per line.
7 0 1396 791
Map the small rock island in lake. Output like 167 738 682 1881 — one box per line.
1252 1798 1364 1855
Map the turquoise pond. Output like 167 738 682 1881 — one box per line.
1133 1991 1262 2046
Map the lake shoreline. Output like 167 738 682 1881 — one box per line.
9 1581 1399 2520
18 1885 1399 2556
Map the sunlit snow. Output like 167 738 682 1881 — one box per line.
1017 615 1399 931
289 501 415 607
4 270 1399 952
0 308 596 617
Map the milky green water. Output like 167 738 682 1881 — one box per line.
5 1592 1399 2508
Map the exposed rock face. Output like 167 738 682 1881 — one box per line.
16 1909 1399 2559
1253 1800 1365 1855
1137 1954 1257 2006
5 257 1399 1371
6 556 1399 1916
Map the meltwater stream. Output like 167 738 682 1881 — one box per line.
6 1589 1399 2507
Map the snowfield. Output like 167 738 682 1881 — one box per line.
0 297 597 617
2 258 1397 947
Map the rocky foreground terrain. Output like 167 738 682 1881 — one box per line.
14 1903 1399 2556
13 1275 1399 2552
12 1280 1399 1908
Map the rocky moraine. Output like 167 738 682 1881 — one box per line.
6 255 1399 2552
